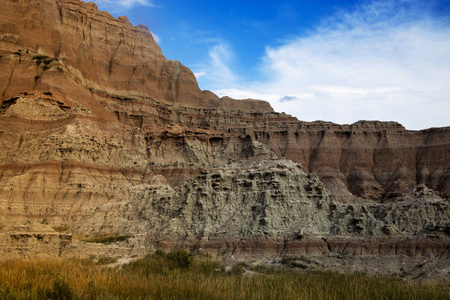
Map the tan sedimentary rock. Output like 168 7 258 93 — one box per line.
0 0 449 277
1 0 449 201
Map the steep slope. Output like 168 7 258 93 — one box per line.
1 0 449 202
0 0 448 276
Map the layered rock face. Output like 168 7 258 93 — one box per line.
0 0 449 275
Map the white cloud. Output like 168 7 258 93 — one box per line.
194 72 206 79
90 0 154 11
151 31 161 43
118 0 151 7
214 0 450 130
195 43 238 90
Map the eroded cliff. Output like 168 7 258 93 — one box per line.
0 0 448 277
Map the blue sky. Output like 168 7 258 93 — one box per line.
90 0 450 130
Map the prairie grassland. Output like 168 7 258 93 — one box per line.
0 250 448 300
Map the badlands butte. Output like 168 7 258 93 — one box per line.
0 0 449 278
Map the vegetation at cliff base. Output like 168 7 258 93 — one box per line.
0 250 448 300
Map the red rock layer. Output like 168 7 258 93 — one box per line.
156 236 449 259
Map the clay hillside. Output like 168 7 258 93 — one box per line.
0 0 449 277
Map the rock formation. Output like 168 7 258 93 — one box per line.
0 0 448 278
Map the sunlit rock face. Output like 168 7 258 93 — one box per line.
0 0 448 277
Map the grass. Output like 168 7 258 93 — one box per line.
0 250 448 299
96 256 118 265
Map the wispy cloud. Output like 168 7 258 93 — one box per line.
215 0 450 130
90 0 160 42
151 31 161 43
194 72 206 79
194 43 238 90
90 0 155 11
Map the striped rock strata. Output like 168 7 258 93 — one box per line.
0 0 448 278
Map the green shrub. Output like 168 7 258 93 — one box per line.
229 263 245 275
164 249 192 269
153 249 193 268
45 278 76 300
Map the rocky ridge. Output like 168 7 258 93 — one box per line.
0 0 449 278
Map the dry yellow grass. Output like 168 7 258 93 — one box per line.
0 251 448 299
